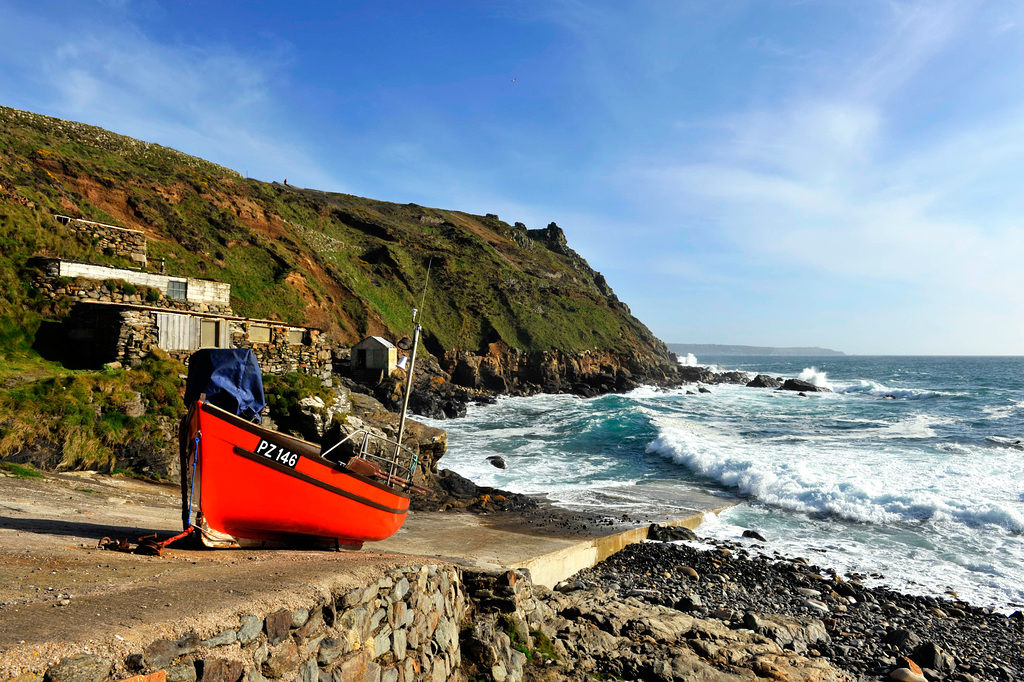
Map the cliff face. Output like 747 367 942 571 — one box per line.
0 105 679 392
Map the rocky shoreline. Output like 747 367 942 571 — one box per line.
488 527 1023 682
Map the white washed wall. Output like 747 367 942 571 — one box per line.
56 262 230 305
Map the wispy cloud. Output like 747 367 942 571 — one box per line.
0 1 339 188
628 1 1024 311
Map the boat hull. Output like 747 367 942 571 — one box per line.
183 401 410 548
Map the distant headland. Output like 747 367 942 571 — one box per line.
668 343 846 357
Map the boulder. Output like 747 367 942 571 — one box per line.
747 374 782 389
912 642 955 672
647 524 698 542
781 379 831 393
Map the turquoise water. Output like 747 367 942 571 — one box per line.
423 356 1024 610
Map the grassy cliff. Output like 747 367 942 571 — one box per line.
0 105 668 361
0 105 677 473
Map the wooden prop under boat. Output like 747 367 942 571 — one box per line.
180 400 421 549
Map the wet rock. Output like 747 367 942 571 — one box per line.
646 523 697 542
486 455 507 469
781 378 832 393
747 374 782 388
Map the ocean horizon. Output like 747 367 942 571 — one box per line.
422 354 1024 613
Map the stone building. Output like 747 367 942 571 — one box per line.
31 257 232 315
33 255 330 379
66 302 331 379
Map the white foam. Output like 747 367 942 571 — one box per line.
798 367 832 390
646 414 1024 532
678 353 698 367
833 380 944 400
700 505 1024 611
983 401 1024 419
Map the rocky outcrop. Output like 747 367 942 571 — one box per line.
409 468 539 514
460 567 849 682
439 344 751 403
748 374 783 388
781 379 832 393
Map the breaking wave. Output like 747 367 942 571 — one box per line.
834 380 943 400
646 417 1024 533
797 367 832 389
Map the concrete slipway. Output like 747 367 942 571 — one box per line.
0 470 729 677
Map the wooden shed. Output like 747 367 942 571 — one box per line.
352 336 397 380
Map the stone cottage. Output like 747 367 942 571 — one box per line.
33 256 331 379
64 302 332 379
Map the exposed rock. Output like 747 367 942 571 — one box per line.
647 523 698 542
781 379 832 393
42 655 111 682
912 641 955 673
747 374 782 388
486 456 507 469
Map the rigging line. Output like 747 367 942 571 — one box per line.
417 258 432 316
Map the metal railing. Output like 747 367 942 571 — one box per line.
321 428 420 491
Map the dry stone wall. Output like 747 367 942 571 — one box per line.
20 564 465 682
32 258 232 315
55 215 148 264
233 326 332 380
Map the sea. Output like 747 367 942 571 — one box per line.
421 355 1024 612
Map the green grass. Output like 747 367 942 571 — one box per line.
0 103 668 357
0 462 43 478
0 351 185 469
0 104 675 476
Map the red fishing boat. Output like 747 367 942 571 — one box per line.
179 313 427 549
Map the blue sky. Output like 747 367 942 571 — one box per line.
2 1 1023 354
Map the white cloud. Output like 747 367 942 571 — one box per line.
1 2 339 190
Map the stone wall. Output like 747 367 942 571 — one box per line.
55 214 148 264
63 303 331 379
31 257 232 313
36 275 233 315
232 323 333 380
65 304 157 367
23 564 466 682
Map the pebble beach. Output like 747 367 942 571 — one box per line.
550 528 1024 682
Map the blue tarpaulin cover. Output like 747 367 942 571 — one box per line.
184 348 266 423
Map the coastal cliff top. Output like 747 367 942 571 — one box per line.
0 105 668 360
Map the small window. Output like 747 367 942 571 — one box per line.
287 329 305 345
249 325 271 343
167 280 187 300
200 320 220 348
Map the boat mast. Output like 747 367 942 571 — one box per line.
394 307 420 459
